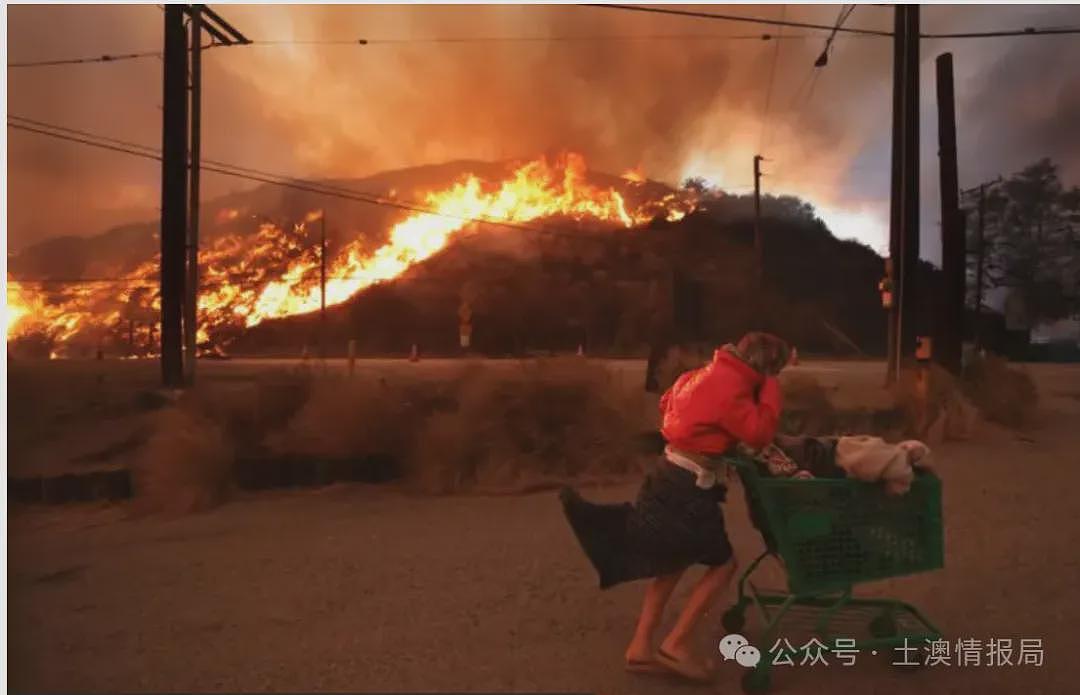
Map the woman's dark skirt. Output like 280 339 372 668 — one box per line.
559 459 732 589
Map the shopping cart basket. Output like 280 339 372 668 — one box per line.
720 454 944 693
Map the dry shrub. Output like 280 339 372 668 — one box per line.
649 343 712 394
892 362 981 441
779 372 837 435
265 378 412 459
131 403 233 515
961 353 1038 428
891 354 1037 436
408 359 644 493
253 368 315 433
264 367 471 462
181 381 263 448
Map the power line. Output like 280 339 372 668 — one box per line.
580 3 892 37
9 276 287 289
7 119 698 290
249 32 831 45
10 115 159 155
8 50 163 69
757 4 787 153
814 4 857 67
9 116 690 244
7 118 541 234
767 5 858 190
16 17 1077 70
8 31 848 68
922 25 1080 39
8 43 218 69
8 121 163 163
9 10 1080 70
581 3 1080 39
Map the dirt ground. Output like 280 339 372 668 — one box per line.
8 362 1080 694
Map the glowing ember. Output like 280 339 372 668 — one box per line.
621 166 646 183
7 153 694 355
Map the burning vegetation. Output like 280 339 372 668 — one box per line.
6 153 695 357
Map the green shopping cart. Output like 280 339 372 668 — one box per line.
720 454 944 693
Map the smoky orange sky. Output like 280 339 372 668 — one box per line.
7 3 1080 262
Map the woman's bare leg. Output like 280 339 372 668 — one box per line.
659 558 737 662
625 569 684 662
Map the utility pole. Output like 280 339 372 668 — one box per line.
974 184 986 348
184 4 203 383
753 154 764 289
935 52 964 375
320 211 327 360
886 6 904 384
900 4 921 369
886 4 920 385
160 4 188 388
164 4 248 386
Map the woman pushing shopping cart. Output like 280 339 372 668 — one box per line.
560 332 943 692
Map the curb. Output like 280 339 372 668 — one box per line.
9 454 402 506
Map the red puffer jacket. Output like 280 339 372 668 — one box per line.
659 348 782 454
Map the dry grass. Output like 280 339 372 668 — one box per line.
781 367 981 442
889 363 967 441
962 353 1039 428
406 359 645 493
889 355 1037 439
263 369 463 461
779 371 838 435
131 401 233 515
121 360 646 503
8 356 1045 514
648 343 712 394
126 369 314 514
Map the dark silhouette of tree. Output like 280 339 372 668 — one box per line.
681 177 713 197
970 158 1080 331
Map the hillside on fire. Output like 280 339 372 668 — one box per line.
234 201 915 358
7 154 927 359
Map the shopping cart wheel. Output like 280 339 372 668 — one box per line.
741 667 771 694
722 605 747 633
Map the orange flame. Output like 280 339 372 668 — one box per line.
7 153 694 355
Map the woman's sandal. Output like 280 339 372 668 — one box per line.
656 648 714 683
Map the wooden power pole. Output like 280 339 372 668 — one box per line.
160 5 188 388
935 52 964 375
320 212 327 359
886 4 921 385
184 5 203 383
161 4 248 386
886 6 904 384
753 154 764 289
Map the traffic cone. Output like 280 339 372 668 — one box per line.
409 343 419 362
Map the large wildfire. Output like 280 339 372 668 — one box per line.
6 153 694 356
